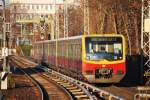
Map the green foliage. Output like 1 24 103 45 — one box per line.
20 45 32 56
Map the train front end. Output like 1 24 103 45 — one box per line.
82 35 126 83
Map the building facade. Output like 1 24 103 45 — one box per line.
9 0 80 43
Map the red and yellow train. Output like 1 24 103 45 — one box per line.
32 34 126 83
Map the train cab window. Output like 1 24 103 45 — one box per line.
85 37 123 61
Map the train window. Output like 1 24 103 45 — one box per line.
52 44 53 56
72 45 74 58
46 44 48 55
61 43 64 57
52 45 55 56
68 45 71 58
47 44 49 55
60 43 62 56
75 44 79 59
77 44 81 60
75 44 78 59
69 44 73 59
58 44 60 56
48 44 50 56
52 44 55 56
63 43 65 57
51 44 53 56
74 45 77 59
70 44 76 58
44 44 46 55
59 44 61 56
52 44 54 56
65 43 68 58
50 45 51 56
85 37 123 61
75 45 77 59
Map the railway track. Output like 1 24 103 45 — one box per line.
98 85 138 100
27 67 72 100
10 56 98 100
10 56 72 100
36 68 96 100
40 67 126 100
11 56 144 100
7 63 43 99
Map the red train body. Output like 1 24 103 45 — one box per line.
32 34 126 83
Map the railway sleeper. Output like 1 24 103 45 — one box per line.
52 79 61 82
45 67 124 100
72 91 85 95
99 92 119 100
75 95 89 99
70 89 82 92
57 81 70 85
61 84 73 87
67 86 78 90
134 93 150 100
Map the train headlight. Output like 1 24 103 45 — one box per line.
116 70 124 75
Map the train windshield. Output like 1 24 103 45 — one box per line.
85 37 123 61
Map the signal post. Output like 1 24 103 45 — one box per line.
0 0 13 90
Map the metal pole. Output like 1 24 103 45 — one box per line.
20 23 22 47
142 0 150 85
64 0 68 38
2 0 7 71
149 3 150 67
140 0 144 84
1 0 9 90
84 0 89 35
55 0 58 72
141 0 144 50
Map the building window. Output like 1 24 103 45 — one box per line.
26 14 30 20
23 4 25 9
45 15 48 18
36 5 39 10
41 5 43 9
30 5 32 10
16 15 19 20
20 14 23 20
45 5 48 10
19 15 22 20
14 5 17 9
26 5 30 9
30 14 33 19
50 5 52 9
21 4 23 9
32 5 34 10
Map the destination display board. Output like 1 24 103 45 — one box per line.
87 37 122 43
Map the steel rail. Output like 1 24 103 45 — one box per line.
39 67 95 100
17 68 44 100
30 67 74 100
10 59 44 100
11 56 73 100
43 67 125 100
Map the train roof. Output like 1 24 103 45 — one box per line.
35 35 82 43
35 34 124 44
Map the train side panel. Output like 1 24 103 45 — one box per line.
47 38 83 78
33 34 126 83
